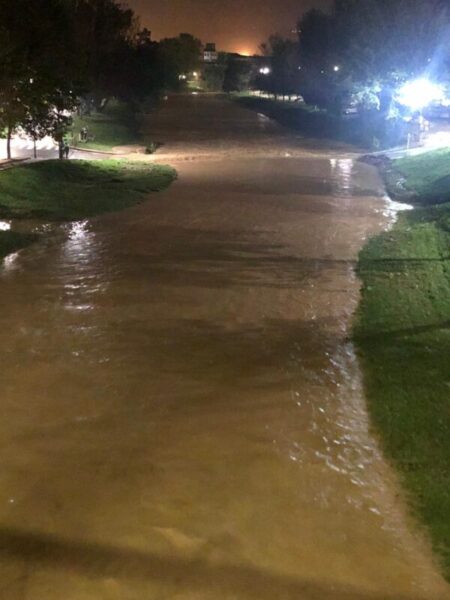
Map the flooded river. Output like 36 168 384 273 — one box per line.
0 95 448 599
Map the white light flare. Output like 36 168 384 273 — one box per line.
424 130 450 150
397 78 445 111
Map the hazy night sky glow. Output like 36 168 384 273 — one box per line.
127 0 329 54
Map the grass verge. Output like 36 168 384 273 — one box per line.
0 159 176 221
233 94 378 147
387 147 450 205
70 102 141 152
234 94 335 136
355 149 450 579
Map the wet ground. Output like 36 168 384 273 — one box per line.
0 95 448 599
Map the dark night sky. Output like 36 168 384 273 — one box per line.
127 0 329 54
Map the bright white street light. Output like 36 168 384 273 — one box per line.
397 78 445 110
259 67 271 75
333 65 340 72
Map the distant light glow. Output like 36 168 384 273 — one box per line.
333 65 340 72
259 67 271 75
397 78 444 110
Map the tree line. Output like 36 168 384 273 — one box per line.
0 0 201 158
258 0 450 110
4 0 449 157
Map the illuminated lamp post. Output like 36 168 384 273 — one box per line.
396 78 446 149
397 78 444 112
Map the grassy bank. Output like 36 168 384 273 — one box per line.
233 94 378 147
0 159 176 221
70 102 142 152
386 148 450 205
234 94 337 136
355 149 450 578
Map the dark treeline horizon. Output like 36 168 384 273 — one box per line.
127 0 332 54
2 0 450 156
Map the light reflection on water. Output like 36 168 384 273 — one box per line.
330 158 354 195
276 337 382 490
63 220 94 260
2 251 20 272
381 194 414 221
60 220 110 314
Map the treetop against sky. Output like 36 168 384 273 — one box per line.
127 0 330 54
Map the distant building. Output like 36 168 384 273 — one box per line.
203 43 218 63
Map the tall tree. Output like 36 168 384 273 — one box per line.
260 36 300 98
223 57 253 93
297 0 450 110
203 54 228 92
71 0 136 111
0 0 81 158
158 34 202 90
299 0 450 87
118 29 162 103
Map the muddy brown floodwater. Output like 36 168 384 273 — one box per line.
0 95 448 600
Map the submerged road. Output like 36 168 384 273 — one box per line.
0 95 448 599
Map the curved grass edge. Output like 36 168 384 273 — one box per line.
0 230 39 260
0 159 177 222
354 152 450 580
0 159 177 263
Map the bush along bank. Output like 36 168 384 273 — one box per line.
355 148 450 579
233 95 406 149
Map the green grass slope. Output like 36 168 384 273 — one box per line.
393 148 450 205
356 149 450 578
71 102 141 152
0 160 176 221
